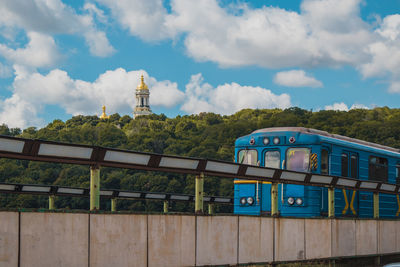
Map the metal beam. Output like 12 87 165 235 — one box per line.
208 203 214 215
195 173 204 214
163 200 168 213
111 198 117 212
373 192 379 219
271 183 278 216
0 182 232 205
328 187 335 218
1 134 400 195
49 195 55 210
90 166 100 211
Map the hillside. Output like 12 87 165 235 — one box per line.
1 107 400 212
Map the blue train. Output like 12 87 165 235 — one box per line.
234 127 400 218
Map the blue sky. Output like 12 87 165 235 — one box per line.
0 0 399 128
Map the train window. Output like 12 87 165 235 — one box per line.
265 150 280 168
369 156 388 182
341 153 349 177
238 149 258 165
350 155 358 178
396 165 400 185
321 149 329 175
286 148 310 172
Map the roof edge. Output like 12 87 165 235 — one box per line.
251 127 400 154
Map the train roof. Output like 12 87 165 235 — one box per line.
251 127 400 154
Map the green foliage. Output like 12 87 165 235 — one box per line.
2 107 400 212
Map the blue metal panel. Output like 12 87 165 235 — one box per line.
234 183 260 215
261 183 271 213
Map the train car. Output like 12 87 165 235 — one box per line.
234 127 400 218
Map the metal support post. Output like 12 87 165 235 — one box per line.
111 198 117 212
90 166 100 211
373 192 379 219
163 200 169 213
48 195 55 210
195 173 204 214
328 187 335 218
208 203 214 215
271 183 278 216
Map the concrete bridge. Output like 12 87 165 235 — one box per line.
2 136 400 266
1 211 400 267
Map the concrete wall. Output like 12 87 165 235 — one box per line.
332 219 356 257
0 212 18 267
238 217 273 264
275 218 305 261
356 220 377 256
20 212 88 267
90 214 147 267
148 215 195 267
196 216 238 266
2 211 400 267
305 219 332 260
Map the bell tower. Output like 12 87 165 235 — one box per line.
133 74 152 118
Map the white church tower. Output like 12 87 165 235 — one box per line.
133 75 152 118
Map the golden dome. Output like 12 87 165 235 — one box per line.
100 105 110 119
137 75 148 90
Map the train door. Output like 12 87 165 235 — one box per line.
320 147 330 214
341 151 359 216
261 149 281 214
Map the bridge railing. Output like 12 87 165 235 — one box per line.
0 182 232 213
0 135 398 217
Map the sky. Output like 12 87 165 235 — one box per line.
0 0 399 129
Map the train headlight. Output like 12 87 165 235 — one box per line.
273 137 280 145
247 197 254 205
296 198 303 205
263 137 270 145
240 197 247 205
287 197 295 205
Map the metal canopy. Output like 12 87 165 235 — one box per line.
0 135 399 195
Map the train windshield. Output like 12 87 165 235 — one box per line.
265 150 280 168
286 148 310 172
238 149 258 165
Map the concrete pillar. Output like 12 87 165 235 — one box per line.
195 173 204 214
271 183 278 216
163 200 169 213
90 166 100 211
373 192 379 219
48 195 55 210
111 198 117 212
328 187 335 218
208 203 214 215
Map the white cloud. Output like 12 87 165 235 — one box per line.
0 0 114 61
84 3 108 24
84 30 115 57
0 32 59 68
1 68 291 128
274 70 322 88
0 68 184 128
359 15 400 93
95 0 376 69
324 102 368 111
181 73 291 115
96 0 172 41
97 0 400 93
0 94 44 128
389 81 400 93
